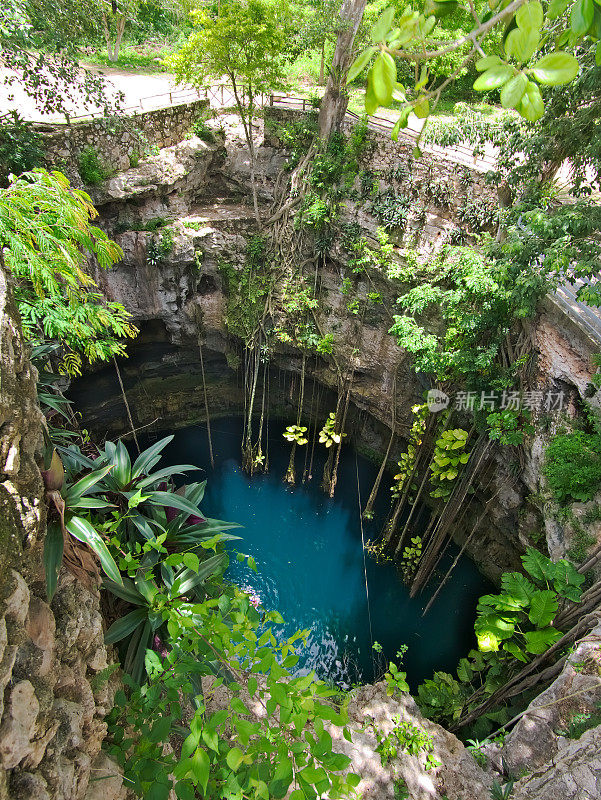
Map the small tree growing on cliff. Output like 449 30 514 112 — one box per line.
168 0 294 226
0 168 137 374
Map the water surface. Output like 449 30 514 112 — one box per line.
157 416 491 688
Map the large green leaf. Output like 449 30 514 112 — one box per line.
44 521 64 601
69 497 115 510
104 608 147 644
174 553 227 595
571 0 594 37
501 72 528 109
65 515 122 585
182 481 207 508
518 80 544 121
548 0 570 19
531 52 579 85
516 0 543 30
505 27 539 63
371 6 395 42
523 626 562 654
130 513 163 541
346 46 376 84
503 640 528 662
522 547 557 583
553 559 585 602
136 464 198 490
124 619 152 684
475 612 517 642
64 464 112 505
112 440 132 487
528 589 558 626
473 65 514 91
372 52 396 105
146 491 205 519
131 435 174 479
103 576 146 605
500 571 535 606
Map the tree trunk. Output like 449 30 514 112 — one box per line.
102 13 126 63
319 41 326 85
318 0 368 139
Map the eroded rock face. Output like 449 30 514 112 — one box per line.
336 683 492 800
512 726 601 800
490 618 601 779
0 267 123 799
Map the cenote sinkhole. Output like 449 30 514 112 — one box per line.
145 415 492 689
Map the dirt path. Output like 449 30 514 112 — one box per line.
0 64 181 122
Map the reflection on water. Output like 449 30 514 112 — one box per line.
155 416 492 688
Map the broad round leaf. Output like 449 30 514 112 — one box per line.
473 65 514 91
518 80 545 121
476 55 502 71
501 72 528 108
505 27 540 63
571 0 594 38
516 1 544 32
531 52 579 85
346 47 376 84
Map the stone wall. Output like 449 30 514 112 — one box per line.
0 267 122 800
37 98 209 183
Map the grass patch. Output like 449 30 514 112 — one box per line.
558 703 601 739
79 41 178 72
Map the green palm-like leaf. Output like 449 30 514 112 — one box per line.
500 572 535 606
104 608 148 644
44 521 64 601
64 464 112 505
131 435 174 479
528 589 558 627
65 515 122 585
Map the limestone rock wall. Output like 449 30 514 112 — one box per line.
0 267 122 800
67 107 601 583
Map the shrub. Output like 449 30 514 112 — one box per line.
0 112 44 184
544 431 601 503
78 146 111 186
192 114 215 143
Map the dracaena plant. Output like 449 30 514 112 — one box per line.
102 536 233 684
42 435 122 601
59 436 238 547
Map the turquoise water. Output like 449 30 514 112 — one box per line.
158 417 491 688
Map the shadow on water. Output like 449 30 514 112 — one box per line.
150 416 492 689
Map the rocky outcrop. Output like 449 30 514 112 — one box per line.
335 683 493 800
512 726 601 800
0 267 123 800
492 617 601 778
